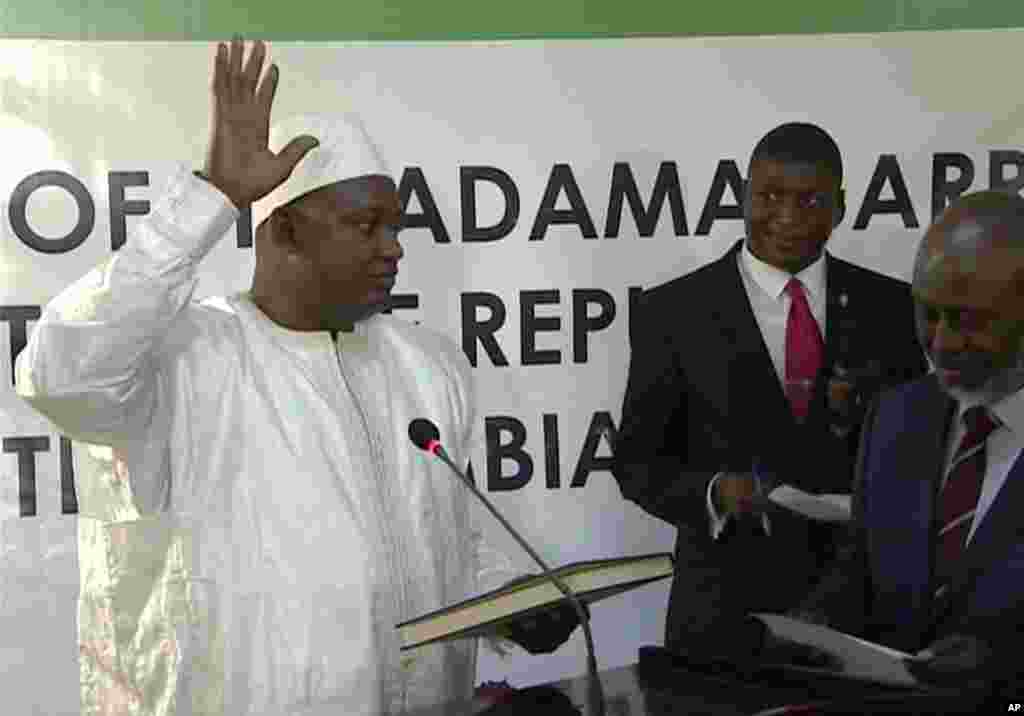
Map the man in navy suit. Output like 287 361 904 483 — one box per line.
612 123 928 650
796 190 1024 698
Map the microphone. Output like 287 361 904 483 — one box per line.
408 418 605 716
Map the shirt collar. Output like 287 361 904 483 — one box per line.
235 291 372 354
958 386 1024 436
740 239 827 303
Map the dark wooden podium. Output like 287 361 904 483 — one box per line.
544 662 790 715
407 653 991 715
407 662 813 715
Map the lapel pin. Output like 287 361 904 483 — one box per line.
839 293 849 308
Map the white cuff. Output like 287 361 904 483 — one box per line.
707 472 772 539
752 469 772 536
127 164 240 273
707 472 731 540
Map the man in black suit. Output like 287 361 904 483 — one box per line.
612 123 928 651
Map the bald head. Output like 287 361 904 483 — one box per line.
913 190 1024 402
925 190 1024 253
914 191 1024 305
932 190 1024 231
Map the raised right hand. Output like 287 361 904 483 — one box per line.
714 473 760 516
203 36 320 209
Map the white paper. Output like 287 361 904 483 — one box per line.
768 485 852 523
752 613 918 688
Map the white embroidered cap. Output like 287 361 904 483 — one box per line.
252 112 391 230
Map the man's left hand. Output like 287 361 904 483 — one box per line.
904 633 993 685
499 600 586 655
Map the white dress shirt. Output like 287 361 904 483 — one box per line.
707 241 828 540
942 387 1024 546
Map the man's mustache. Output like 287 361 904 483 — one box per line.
932 353 994 372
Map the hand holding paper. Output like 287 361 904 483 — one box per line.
752 613 919 687
714 473 761 516
904 633 993 685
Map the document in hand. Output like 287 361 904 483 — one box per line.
751 613 921 688
767 485 852 523
396 553 673 650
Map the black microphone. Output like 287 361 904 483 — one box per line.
408 418 605 716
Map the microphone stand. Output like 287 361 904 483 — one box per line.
430 445 606 716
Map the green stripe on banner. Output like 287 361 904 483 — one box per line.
2 0 1024 40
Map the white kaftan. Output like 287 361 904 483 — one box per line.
15 166 514 715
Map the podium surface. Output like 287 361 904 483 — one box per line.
407 662 805 715
407 658 991 715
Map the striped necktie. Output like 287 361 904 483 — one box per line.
934 405 999 590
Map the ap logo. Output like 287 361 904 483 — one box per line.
1009 704 1022 712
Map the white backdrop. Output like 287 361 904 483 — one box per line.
1 29 1023 713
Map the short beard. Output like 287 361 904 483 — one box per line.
324 299 388 332
940 347 1024 406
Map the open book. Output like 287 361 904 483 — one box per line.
751 613 921 688
396 553 673 651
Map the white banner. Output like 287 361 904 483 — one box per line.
1 30 1022 713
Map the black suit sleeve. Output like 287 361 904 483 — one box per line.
897 283 929 384
792 395 877 632
611 293 717 529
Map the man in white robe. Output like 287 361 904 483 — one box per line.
15 38 578 715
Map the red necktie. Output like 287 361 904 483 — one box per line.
784 278 823 422
935 406 999 587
